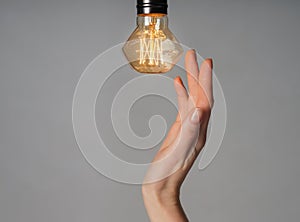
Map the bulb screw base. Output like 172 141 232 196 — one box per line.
136 0 168 15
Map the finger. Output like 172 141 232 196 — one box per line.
174 76 188 116
185 50 199 101
198 58 214 108
161 77 188 151
174 76 188 102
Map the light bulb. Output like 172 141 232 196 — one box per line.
123 0 183 74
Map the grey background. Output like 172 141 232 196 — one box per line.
1 0 300 221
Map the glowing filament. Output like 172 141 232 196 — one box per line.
139 37 163 65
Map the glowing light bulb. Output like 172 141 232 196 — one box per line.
123 0 183 74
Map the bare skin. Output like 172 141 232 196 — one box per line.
142 50 214 222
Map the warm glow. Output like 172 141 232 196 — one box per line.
139 32 164 66
123 14 183 74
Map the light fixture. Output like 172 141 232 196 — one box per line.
123 0 183 74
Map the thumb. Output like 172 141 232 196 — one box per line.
172 108 202 161
143 108 202 183
180 107 202 143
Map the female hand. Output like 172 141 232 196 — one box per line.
142 50 214 222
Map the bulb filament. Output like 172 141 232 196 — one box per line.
139 36 163 66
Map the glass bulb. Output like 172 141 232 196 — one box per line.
123 14 183 74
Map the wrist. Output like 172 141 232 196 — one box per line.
142 186 188 222
142 184 180 206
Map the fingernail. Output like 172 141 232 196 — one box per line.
207 58 213 69
175 75 181 82
191 108 201 123
192 49 197 58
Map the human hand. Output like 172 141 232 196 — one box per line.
142 50 214 222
